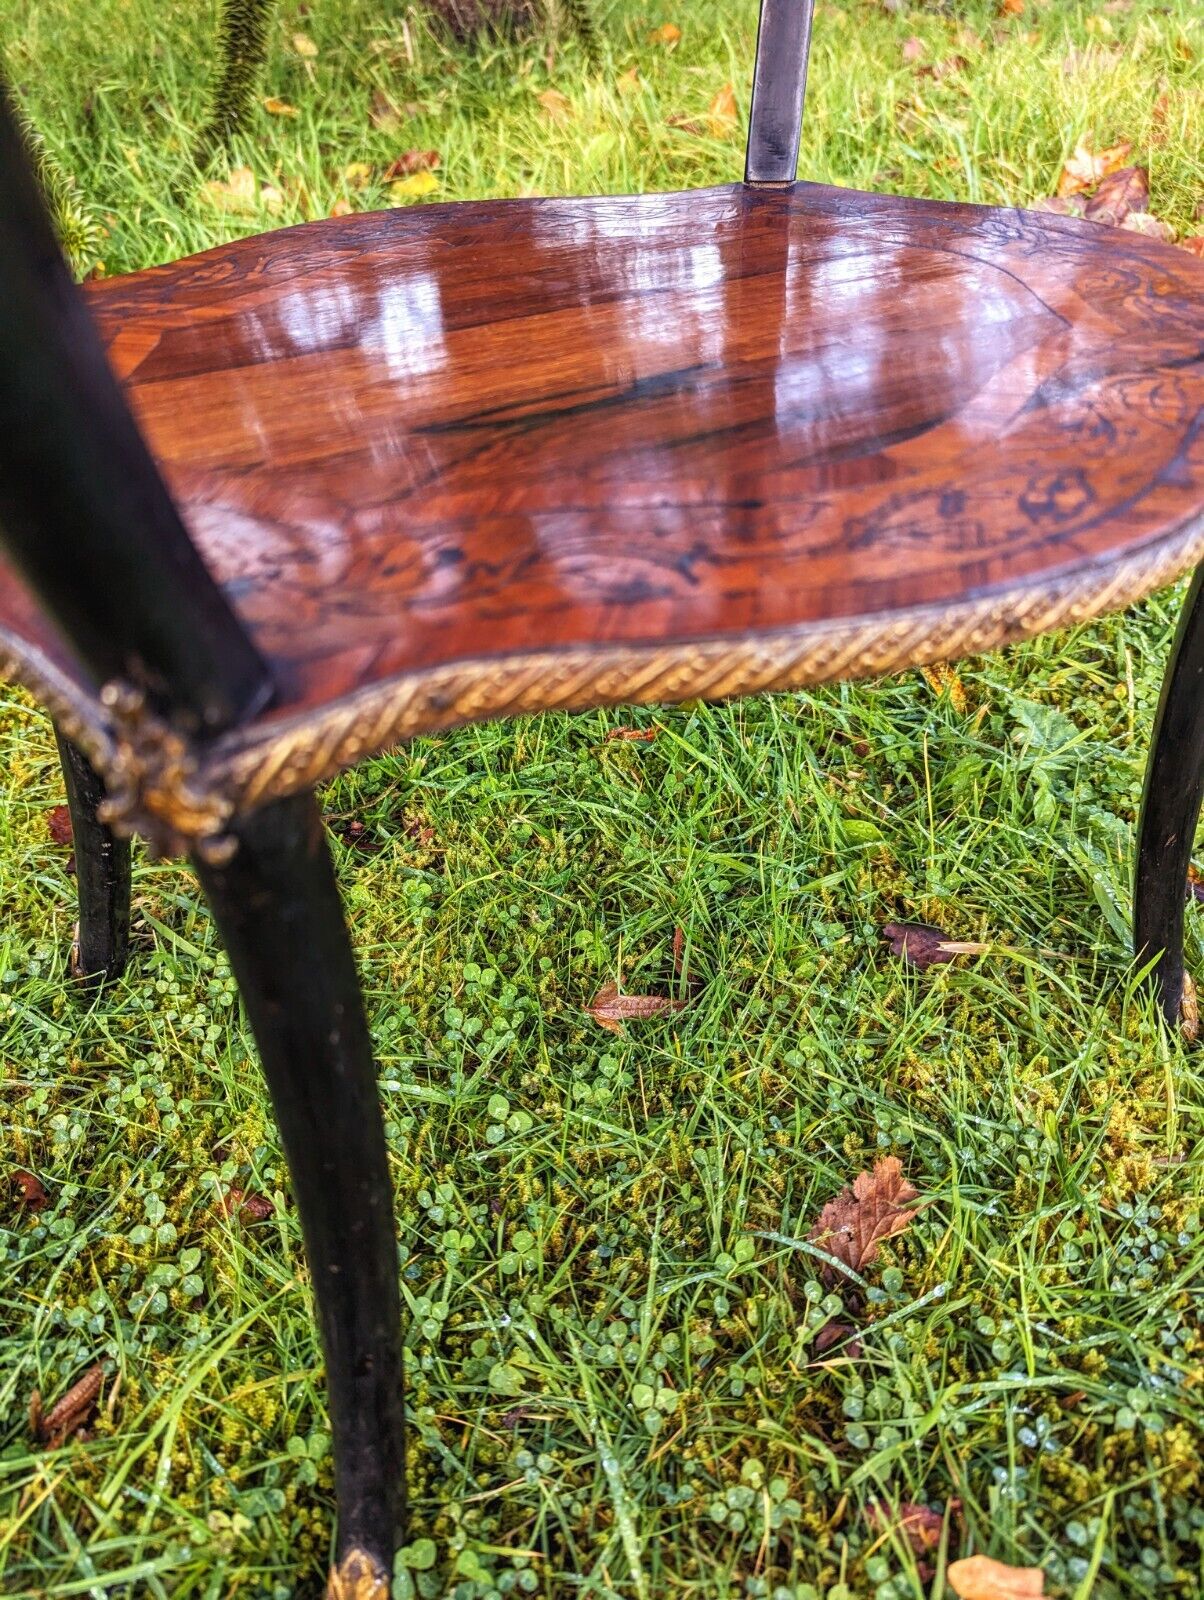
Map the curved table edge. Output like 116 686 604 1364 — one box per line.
2 510 1202 844
209 508 1204 814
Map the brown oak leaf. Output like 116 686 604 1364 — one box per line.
12 1168 49 1212
29 1363 105 1448
808 1156 920 1277
585 982 685 1034
948 1555 1044 1599
1083 164 1149 226
218 1186 275 1222
1121 211 1175 241
383 150 440 180
866 1499 945 1556
881 921 988 970
46 805 73 846
1031 194 1086 216
604 726 656 742
1057 137 1131 197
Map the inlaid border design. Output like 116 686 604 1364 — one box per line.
3 512 1201 853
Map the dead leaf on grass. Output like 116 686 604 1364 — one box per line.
263 96 299 117
808 1155 921 1277
1181 236 1204 258
1057 137 1131 197
1031 194 1086 216
881 921 989 970
604 726 656 742
383 149 440 179
1082 164 1149 226
1122 211 1175 241
901 35 925 61
866 1499 945 1557
648 22 681 44
29 1363 105 1449
200 166 258 214
707 82 738 136
537 87 573 121
46 805 73 846
218 1186 275 1222
947 1555 1044 1599
585 981 686 1034
390 170 439 201
291 31 319 57
12 1169 49 1212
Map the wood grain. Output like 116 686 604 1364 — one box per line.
0 181 1201 815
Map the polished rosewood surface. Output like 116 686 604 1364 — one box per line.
2 182 1202 727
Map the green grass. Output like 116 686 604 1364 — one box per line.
1 0 1203 1595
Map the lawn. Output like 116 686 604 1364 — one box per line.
1 0 1203 1595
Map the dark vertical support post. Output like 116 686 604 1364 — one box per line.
54 728 131 983
745 0 816 185
195 793 404 1597
0 82 271 736
1135 566 1204 1030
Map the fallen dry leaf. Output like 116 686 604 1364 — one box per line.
585 981 686 1034
46 805 73 846
537 87 573 121
997 0 1023 16
604 726 656 742
866 1500 944 1557
1083 164 1149 226
12 1169 49 1212
259 183 285 215
200 167 258 215
616 66 641 95
218 1186 275 1223
707 81 738 137
263 96 299 117
1181 973 1199 1042
881 921 989 970
383 149 440 179
948 1555 1044 1599
648 22 682 44
813 1320 862 1357
1031 194 1086 216
1122 211 1175 241
1057 137 1132 197
1181 236 1204 258
330 197 354 217
343 160 373 189
334 818 385 853
390 170 439 201
29 1363 105 1449
902 35 925 61
292 31 318 57
808 1155 921 1277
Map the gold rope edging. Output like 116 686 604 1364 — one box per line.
2 513 1203 847
209 513 1204 817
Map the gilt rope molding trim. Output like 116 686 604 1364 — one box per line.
211 511 1204 814
2 510 1203 849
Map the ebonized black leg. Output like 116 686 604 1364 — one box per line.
1135 566 1204 1031
54 728 131 983
195 792 404 1599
